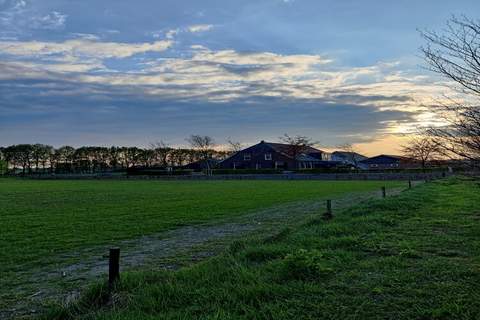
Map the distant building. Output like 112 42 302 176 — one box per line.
218 140 335 170
331 151 367 166
358 155 416 170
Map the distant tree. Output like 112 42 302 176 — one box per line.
40 145 53 173
31 144 43 172
0 147 6 175
170 148 189 167
57 146 75 173
10 144 34 174
139 148 155 167
73 147 90 173
3 146 18 172
280 134 318 169
150 141 171 167
49 148 60 173
109 146 121 169
122 147 141 168
185 149 199 164
186 135 216 175
98 147 108 172
29 144 53 173
402 136 441 172
421 16 480 163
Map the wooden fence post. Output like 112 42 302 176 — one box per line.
381 186 386 198
109 248 120 287
323 199 333 219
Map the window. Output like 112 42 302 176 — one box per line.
265 153 272 161
244 153 251 161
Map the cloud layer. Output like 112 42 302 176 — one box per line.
0 36 449 149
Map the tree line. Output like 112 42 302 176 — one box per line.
0 135 232 175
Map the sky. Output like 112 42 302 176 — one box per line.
1 0 479 155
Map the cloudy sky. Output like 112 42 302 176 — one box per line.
1 0 478 154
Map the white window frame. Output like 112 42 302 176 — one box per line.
264 153 272 161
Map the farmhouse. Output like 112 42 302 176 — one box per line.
218 140 335 170
358 154 415 170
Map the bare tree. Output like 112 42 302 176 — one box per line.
280 134 318 169
186 135 216 175
401 136 441 172
226 138 243 155
421 16 480 163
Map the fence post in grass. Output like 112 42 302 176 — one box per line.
381 186 386 198
109 248 120 288
323 199 333 220
408 180 412 189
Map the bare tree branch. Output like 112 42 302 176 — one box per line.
420 16 480 164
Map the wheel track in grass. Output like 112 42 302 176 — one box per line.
2 185 410 320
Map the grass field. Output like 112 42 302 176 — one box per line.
0 178 403 316
44 178 480 320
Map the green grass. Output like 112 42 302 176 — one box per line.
46 178 480 320
0 179 401 278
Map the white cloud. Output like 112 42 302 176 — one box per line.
70 33 101 41
187 24 214 33
191 49 330 66
0 39 173 59
190 44 208 51
166 28 180 39
150 24 213 40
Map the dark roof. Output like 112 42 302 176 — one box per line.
261 141 324 158
182 159 220 169
359 154 411 164
332 151 367 160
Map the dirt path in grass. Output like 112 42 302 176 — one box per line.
2 186 408 320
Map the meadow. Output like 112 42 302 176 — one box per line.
0 178 403 316
46 178 480 320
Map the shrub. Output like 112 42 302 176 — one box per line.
212 169 283 175
0 160 7 175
